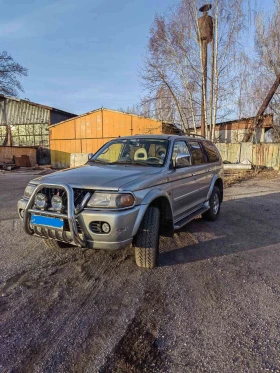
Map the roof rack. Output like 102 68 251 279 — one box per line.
188 133 205 139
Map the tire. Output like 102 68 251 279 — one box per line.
202 186 221 221
134 206 160 269
44 239 69 250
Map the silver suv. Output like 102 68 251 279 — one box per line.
18 135 223 268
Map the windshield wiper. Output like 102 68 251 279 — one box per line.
88 159 109 164
110 160 151 166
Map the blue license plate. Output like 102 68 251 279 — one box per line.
31 214 64 229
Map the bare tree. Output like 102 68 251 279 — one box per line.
240 4 280 141
154 86 178 122
0 51 28 97
140 9 200 132
118 105 143 116
254 5 280 137
140 0 250 139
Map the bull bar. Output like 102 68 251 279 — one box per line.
23 183 86 247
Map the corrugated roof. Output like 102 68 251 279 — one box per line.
215 114 273 127
0 99 50 125
0 95 76 117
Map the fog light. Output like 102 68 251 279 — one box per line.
51 195 63 212
35 193 47 209
102 222 110 233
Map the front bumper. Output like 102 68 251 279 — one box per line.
18 183 141 250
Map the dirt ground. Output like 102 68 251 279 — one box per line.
1 171 280 372
224 169 280 188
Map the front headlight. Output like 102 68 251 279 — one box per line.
24 184 36 199
87 192 135 209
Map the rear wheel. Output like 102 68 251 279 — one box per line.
202 186 221 221
134 206 160 269
44 239 70 250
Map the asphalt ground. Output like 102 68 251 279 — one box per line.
1 171 280 372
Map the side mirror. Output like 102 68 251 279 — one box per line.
175 153 192 168
88 153 93 161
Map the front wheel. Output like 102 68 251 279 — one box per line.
202 186 221 221
134 206 160 269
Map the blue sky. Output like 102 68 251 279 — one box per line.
0 0 277 115
0 0 175 114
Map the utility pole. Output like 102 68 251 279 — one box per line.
198 4 213 138
201 37 207 138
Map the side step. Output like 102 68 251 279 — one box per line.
174 204 209 230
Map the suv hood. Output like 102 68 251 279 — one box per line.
34 164 162 191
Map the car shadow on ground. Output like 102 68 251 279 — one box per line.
159 192 280 267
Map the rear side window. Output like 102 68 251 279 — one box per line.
203 141 220 163
188 141 207 165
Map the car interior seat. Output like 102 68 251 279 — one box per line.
134 148 148 161
156 146 166 159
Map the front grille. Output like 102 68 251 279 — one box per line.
73 189 92 209
64 219 82 234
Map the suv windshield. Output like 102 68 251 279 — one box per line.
89 138 169 167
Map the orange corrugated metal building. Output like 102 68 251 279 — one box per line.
49 108 174 168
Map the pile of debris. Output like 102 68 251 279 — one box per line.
0 155 31 171
0 154 53 175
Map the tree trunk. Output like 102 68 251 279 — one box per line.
242 72 280 142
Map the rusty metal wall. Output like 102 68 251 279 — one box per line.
50 109 163 168
252 144 280 169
